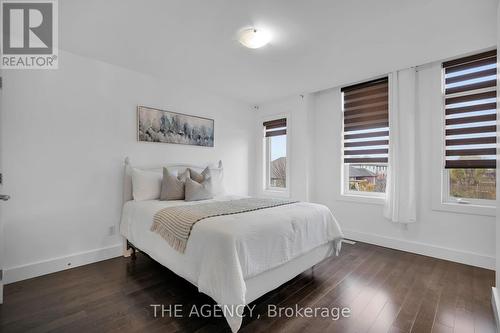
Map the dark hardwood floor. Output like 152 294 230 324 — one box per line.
0 242 495 333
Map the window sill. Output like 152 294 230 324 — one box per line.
337 193 385 205
432 201 496 217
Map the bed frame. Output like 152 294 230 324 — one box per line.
126 239 138 260
120 157 338 305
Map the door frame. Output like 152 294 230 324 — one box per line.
0 75 3 304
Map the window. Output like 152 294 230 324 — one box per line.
442 50 496 204
342 78 389 196
263 118 288 190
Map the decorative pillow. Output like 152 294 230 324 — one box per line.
131 168 162 201
188 161 224 196
210 160 225 196
160 168 190 200
184 177 214 201
188 167 209 183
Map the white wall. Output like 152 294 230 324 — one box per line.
1 50 254 283
253 95 314 201
254 63 496 270
311 64 495 269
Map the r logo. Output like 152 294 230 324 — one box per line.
2 2 53 54
1 0 57 69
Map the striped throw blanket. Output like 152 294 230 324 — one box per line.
151 198 298 253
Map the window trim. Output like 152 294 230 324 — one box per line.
434 169 495 215
430 59 496 217
342 164 387 198
340 74 390 202
442 169 495 206
262 114 290 197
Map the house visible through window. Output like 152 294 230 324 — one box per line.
442 50 496 203
342 77 389 196
263 118 287 190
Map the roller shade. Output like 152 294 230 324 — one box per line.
342 77 389 164
443 50 497 169
264 118 286 137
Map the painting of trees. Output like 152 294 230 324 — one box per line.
138 106 214 147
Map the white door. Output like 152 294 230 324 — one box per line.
0 75 8 304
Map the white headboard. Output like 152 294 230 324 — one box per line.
122 157 221 203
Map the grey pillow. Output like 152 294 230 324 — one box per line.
188 167 210 183
189 163 225 196
184 177 214 201
160 168 190 200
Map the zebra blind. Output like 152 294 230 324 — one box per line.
443 50 497 169
342 77 389 164
263 118 286 137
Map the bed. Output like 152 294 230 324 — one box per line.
120 158 343 332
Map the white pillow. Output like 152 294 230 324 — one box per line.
210 160 225 196
131 168 162 201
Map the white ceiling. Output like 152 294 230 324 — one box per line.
60 0 498 104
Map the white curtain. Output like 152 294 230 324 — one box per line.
384 68 417 223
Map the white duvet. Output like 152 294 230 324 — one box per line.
120 196 343 332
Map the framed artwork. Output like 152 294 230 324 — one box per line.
137 106 214 147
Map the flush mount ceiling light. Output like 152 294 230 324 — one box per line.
238 28 271 49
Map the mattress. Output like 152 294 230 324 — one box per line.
120 195 343 332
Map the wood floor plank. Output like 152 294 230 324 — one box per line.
241 242 377 332
409 260 448 333
318 247 404 331
270 246 394 332
367 253 426 333
434 262 460 329
453 264 475 333
471 266 496 333
389 255 439 332
432 322 453 333
345 248 414 333
0 242 494 333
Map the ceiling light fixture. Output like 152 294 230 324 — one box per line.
238 28 271 49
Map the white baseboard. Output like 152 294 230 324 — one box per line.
4 244 123 284
492 288 500 332
3 231 494 284
343 229 495 270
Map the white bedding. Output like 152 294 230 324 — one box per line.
120 195 343 332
